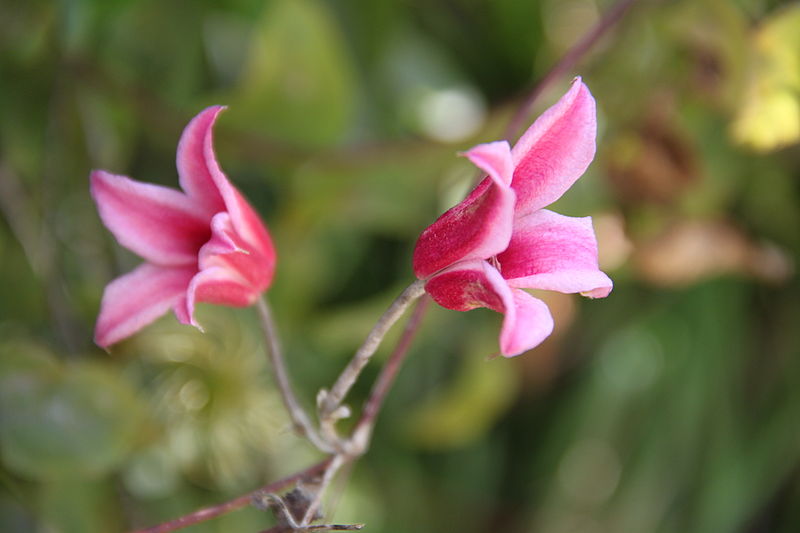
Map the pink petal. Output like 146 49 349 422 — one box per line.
94 263 196 348
500 289 554 357
424 259 511 312
90 170 211 266
179 106 276 287
424 260 554 357
198 212 275 292
176 106 227 215
510 78 596 215
499 209 613 298
201 212 245 257
175 266 259 327
218 186 276 269
190 112 277 272
412 177 516 279
463 141 514 187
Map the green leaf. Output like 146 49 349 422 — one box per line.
0 353 145 480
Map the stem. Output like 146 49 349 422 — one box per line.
318 280 426 421
350 296 431 451
257 296 333 453
128 459 332 533
504 0 641 141
301 454 346 525
260 524 363 532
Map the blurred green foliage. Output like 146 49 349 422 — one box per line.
1 0 800 532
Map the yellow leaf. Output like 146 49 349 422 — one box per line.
731 5 800 151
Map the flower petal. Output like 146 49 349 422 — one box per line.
510 78 596 214
198 212 275 292
412 177 515 279
424 259 511 312
202 212 245 257
499 209 613 297
90 170 211 265
500 289 554 357
424 260 554 356
94 263 195 348
463 140 514 187
175 266 258 327
176 106 227 214
189 111 277 274
179 106 276 287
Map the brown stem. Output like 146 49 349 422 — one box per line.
127 459 332 533
350 296 431 451
257 297 333 453
504 0 641 141
260 524 364 532
318 281 426 424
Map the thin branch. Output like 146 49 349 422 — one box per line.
301 454 346 526
317 280 427 425
260 524 364 532
350 296 431 452
504 0 641 141
257 296 333 453
128 459 332 533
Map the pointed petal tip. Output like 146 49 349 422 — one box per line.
197 104 227 119
89 168 118 188
581 277 613 298
461 140 514 187
93 333 113 353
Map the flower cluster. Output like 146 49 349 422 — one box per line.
91 80 610 358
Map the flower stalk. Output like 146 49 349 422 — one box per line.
256 296 333 453
317 280 426 445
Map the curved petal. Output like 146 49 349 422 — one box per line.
510 78 596 214
501 289 554 357
412 177 515 279
178 107 276 284
198 212 275 293
178 106 276 280
463 140 513 187
175 266 258 327
424 260 554 356
176 106 227 215
202 212 246 257
499 209 613 298
199 122 275 257
94 263 195 348
90 170 211 266
424 259 512 312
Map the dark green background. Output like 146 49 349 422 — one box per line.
1 0 799 531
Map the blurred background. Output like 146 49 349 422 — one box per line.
1 0 799 531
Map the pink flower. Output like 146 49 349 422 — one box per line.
91 106 276 348
413 78 612 357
